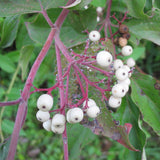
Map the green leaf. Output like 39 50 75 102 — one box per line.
67 7 97 33
113 96 146 159
96 106 139 151
2 119 26 136
0 16 19 48
0 88 5 99
16 22 34 50
7 86 23 100
26 14 51 45
0 54 16 73
34 48 56 85
91 0 106 7
122 47 145 61
131 73 160 135
123 0 148 18
19 45 34 80
127 16 160 45
111 0 127 13
26 10 91 48
0 0 66 17
153 0 160 10
67 123 96 159
0 138 10 160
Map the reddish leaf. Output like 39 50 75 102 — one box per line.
81 107 139 151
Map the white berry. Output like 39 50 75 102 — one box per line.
96 7 103 13
122 65 132 77
127 58 136 67
37 94 53 111
108 96 122 108
111 84 126 98
89 30 101 42
97 16 100 22
113 59 124 70
66 108 84 123
115 68 128 80
96 51 113 67
42 119 52 131
51 125 65 134
83 98 96 108
118 78 131 86
86 106 100 118
66 109 73 123
36 110 50 122
121 83 129 93
52 114 65 128
121 45 133 56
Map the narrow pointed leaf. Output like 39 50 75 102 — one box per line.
131 73 160 135
0 16 19 48
19 45 34 80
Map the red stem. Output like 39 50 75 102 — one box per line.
0 98 22 107
55 44 68 160
38 0 55 28
105 0 116 59
6 2 71 158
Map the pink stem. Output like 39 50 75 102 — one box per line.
65 71 70 106
6 1 72 158
73 68 86 97
106 0 116 59
55 43 68 160
81 63 114 76
55 35 109 100
0 98 22 107
38 0 55 28
84 39 90 55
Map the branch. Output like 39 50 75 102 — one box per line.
0 98 22 107
7 2 71 158
55 44 68 160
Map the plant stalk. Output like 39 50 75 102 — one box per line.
55 44 68 160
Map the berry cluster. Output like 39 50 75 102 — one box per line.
88 30 135 109
36 25 135 133
36 94 100 134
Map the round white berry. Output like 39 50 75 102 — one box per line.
84 5 88 9
66 109 73 123
115 68 128 80
97 16 100 22
66 108 84 123
42 119 52 131
121 45 133 56
89 30 101 42
51 125 65 134
52 114 65 128
36 110 50 122
111 84 126 98
127 58 136 67
118 78 131 86
96 7 103 13
37 94 53 111
113 59 124 70
122 65 132 77
121 83 129 93
83 98 96 108
86 106 100 118
108 96 122 108
96 51 113 67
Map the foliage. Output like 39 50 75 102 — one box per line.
0 0 160 160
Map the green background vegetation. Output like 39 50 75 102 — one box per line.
0 0 160 159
